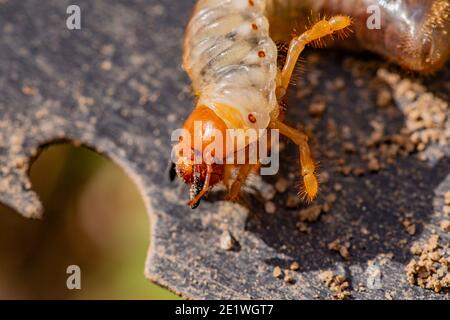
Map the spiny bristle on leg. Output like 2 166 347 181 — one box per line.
336 27 353 40
311 38 326 48
303 173 319 201
297 184 310 202
305 15 353 49
297 170 319 203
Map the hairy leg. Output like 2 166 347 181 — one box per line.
269 119 318 200
277 15 351 99
227 163 252 201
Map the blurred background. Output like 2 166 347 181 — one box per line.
0 144 178 299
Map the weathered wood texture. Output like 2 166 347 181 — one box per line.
0 0 449 299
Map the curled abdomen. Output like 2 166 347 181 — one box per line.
266 0 450 73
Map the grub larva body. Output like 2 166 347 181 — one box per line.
183 0 279 140
173 0 449 208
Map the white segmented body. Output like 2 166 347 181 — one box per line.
183 0 279 136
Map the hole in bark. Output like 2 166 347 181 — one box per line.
0 143 178 299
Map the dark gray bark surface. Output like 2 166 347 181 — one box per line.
0 0 449 299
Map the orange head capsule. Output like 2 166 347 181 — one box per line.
174 106 228 208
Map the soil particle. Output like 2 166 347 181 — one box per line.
439 220 450 232
318 271 352 300
321 202 331 213
333 77 346 90
100 60 113 71
286 194 302 208
274 177 289 193
21 85 38 96
405 235 450 293
308 100 327 117
384 291 394 300
342 142 357 154
328 239 350 259
400 217 417 236
299 204 323 222
377 68 449 162
264 201 276 214
259 182 276 201
367 157 381 172
376 88 392 108
296 222 311 234
283 271 295 284
333 183 343 192
273 266 283 279
444 206 450 216
445 191 450 205
352 167 365 176
319 171 330 184
326 193 337 204
339 164 352 176
219 230 239 251
289 261 300 271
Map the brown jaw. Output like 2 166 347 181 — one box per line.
189 165 204 209
175 158 225 209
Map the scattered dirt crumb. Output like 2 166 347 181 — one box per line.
290 261 300 271
377 68 449 162
318 271 352 300
275 178 289 193
296 222 311 234
77 95 95 108
319 171 330 184
321 202 331 213
326 193 337 204
440 220 450 232
100 44 115 56
444 206 450 216
283 271 295 284
299 204 323 222
259 181 276 201
21 85 37 96
265 201 276 214
328 239 350 259
367 157 381 172
360 226 369 235
333 183 343 192
100 60 112 71
308 100 327 117
405 235 450 293
333 77 346 90
286 194 301 208
167 113 177 123
352 167 365 176
376 88 392 108
400 217 416 236
219 230 239 251
445 191 450 205
342 142 356 154
273 266 283 279
339 164 352 176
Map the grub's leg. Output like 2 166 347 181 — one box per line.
226 163 253 201
277 15 351 99
269 119 318 201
